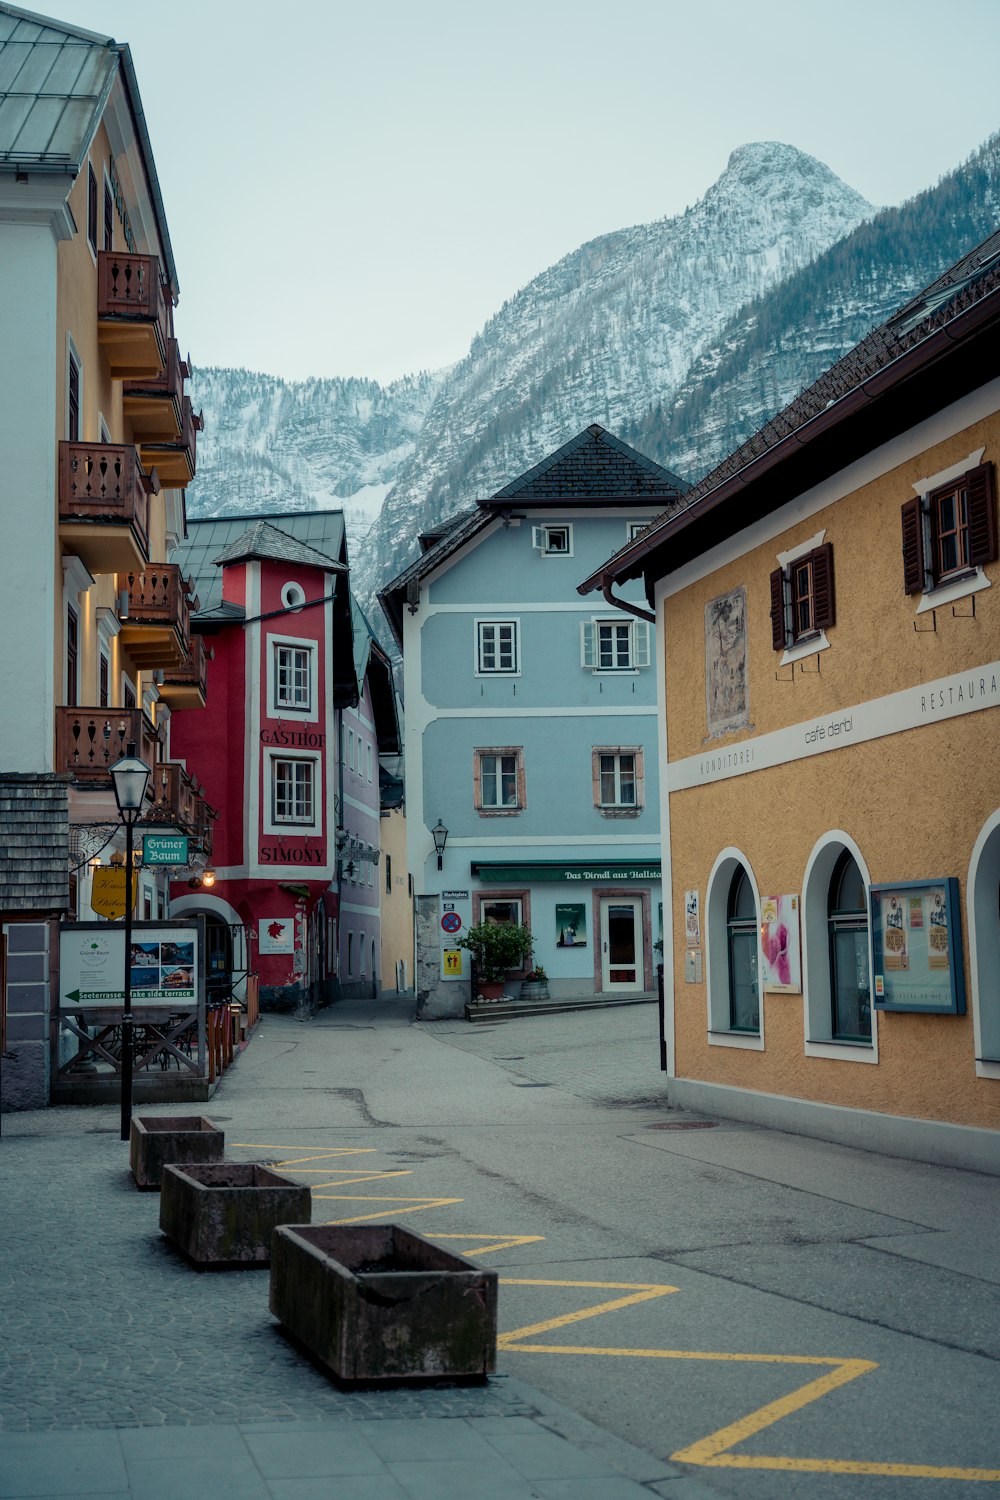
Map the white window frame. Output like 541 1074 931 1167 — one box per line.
66 335 83 442
581 617 650 673
594 747 643 812
475 748 523 813
263 748 320 833
475 619 520 676
775 530 833 666
968 809 1000 1080
532 522 574 557
802 832 878 1063
627 521 649 543
266 633 317 722
705 848 765 1050
911 448 993 614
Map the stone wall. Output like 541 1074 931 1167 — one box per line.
414 895 468 1020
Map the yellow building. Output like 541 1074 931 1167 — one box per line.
379 798 413 995
0 7 210 1108
581 232 1000 1172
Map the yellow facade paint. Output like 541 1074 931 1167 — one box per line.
379 804 414 990
663 413 1000 1131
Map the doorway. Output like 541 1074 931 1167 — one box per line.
600 897 643 991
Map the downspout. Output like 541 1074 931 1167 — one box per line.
601 574 655 624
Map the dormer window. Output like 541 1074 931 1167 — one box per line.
532 524 573 556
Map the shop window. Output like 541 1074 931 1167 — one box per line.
727 869 759 1032
770 543 835 653
705 850 764 1049
474 746 525 815
581 618 650 672
472 891 532 978
803 832 877 1062
593 747 643 814
827 851 872 1042
476 619 519 675
532 523 573 556
902 460 997 598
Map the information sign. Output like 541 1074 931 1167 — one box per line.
142 833 189 865
60 923 199 1009
871 878 965 1014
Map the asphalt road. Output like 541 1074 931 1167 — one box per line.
3 995 998 1500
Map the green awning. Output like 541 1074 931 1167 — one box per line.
472 861 661 884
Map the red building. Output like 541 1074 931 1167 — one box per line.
168 516 356 1010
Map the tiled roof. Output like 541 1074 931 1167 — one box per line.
0 773 70 913
173 512 347 616
490 424 689 502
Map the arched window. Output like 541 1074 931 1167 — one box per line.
827 850 871 1042
727 867 759 1032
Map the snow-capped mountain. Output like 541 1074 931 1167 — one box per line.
186 132 1000 617
186 368 444 556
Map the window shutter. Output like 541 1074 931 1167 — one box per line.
635 620 651 667
531 526 544 550
811 543 836 629
769 568 786 651
900 497 926 595
966 462 998 568
581 620 597 668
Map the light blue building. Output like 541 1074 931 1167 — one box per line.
380 425 688 1017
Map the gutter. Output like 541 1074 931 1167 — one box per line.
578 282 1000 604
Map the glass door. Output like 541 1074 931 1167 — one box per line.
600 897 643 991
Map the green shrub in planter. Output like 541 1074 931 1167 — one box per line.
458 922 534 983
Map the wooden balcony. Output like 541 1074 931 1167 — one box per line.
136 393 202 487
118 565 191 670
97 250 167 378
191 795 216 860
123 338 184 441
145 762 199 834
157 633 208 710
58 441 153 575
56 708 161 785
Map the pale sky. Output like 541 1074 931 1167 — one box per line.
64 0 1000 385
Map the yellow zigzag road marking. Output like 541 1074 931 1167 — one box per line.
498 1279 1000 1482
314 1194 463 1225
304 1171 414 1188
432 1234 546 1257
231 1145 376 1164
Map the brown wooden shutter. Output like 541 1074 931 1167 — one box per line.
900 497 925 594
811 543 835 629
966 462 998 567
769 567 786 650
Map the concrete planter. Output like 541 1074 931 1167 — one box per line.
160 1162 311 1266
129 1114 224 1190
270 1223 498 1385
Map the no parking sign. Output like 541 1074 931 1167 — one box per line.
441 910 462 935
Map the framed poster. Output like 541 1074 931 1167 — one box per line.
556 904 587 947
870 878 965 1014
760 894 801 993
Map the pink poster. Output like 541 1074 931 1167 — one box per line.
760 894 802 993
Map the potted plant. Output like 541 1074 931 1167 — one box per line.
459 921 534 1000
520 965 549 1002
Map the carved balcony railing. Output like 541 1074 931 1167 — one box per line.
97 250 167 378
145 762 199 834
56 708 161 784
191 795 216 860
119 564 191 669
157 633 208 709
58 440 153 573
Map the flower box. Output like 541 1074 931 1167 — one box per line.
129 1114 224 1190
269 1223 498 1384
160 1162 311 1266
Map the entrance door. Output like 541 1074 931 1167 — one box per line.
600 897 643 991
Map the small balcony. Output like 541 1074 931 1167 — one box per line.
123 338 185 441
145 762 199 834
56 708 161 786
135 393 202 487
118 565 191 670
58 440 154 575
191 795 216 860
157 633 208 710
97 250 167 378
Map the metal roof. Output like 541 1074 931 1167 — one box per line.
174 511 348 617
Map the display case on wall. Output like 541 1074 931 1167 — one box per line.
870 878 965 1015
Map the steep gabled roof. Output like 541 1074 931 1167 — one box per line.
379 427 686 646
174 511 348 616
0 4 179 294
581 227 1000 601
488 423 688 505
213 519 346 572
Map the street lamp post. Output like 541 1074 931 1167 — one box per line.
431 819 449 871
110 741 151 1142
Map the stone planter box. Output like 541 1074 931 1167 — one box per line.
270 1223 498 1385
129 1114 224 1190
160 1162 311 1266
